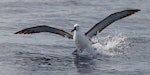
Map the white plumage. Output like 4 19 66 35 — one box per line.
72 24 93 55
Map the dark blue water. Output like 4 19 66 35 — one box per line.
0 0 150 75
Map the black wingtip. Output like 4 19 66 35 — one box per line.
135 9 141 12
14 32 17 34
14 29 31 34
131 9 140 12
127 9 141 13
14 31 20 34
123 9 140 16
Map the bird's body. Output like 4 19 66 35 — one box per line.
72 24 92 54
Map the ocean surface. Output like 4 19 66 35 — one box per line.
0 0 150 75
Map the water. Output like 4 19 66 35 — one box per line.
0 0 150 75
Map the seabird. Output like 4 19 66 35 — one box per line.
15 9 140 55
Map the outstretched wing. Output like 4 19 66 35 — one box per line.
85 9 140 39
15 25 73 39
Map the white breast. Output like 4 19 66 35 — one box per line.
73 30 92 52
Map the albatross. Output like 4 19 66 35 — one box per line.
15 9 140 55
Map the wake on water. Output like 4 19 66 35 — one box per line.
83 34 131 58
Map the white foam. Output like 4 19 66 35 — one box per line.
92 34 129 56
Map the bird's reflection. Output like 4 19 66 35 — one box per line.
74 55 96 74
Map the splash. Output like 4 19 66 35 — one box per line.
91 34 130 57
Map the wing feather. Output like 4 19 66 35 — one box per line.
85 9 140 38
15 25 73 39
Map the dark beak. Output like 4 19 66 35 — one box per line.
71 27 76 32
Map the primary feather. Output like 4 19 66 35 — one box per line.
15 25 73 39
85 9 140 39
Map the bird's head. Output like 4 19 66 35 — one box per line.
71 24 80 32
